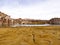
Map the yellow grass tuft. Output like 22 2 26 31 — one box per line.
0 26 60 45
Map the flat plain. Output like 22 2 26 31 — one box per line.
0 26 60 45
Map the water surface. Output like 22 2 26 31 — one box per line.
12 24 51 27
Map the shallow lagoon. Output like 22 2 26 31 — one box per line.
12 24 51 27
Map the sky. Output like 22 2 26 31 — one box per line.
0 0 60 20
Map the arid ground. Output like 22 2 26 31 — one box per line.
0 26 60 45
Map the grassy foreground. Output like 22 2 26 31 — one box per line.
0 26 60 45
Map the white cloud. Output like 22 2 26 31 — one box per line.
0 0 60 20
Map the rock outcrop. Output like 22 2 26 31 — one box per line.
49 18 60 24
0 12 13 27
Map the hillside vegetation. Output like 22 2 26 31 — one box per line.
0 26 60 45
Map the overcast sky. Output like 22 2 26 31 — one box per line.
0 0 60 20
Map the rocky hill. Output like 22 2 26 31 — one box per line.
0 11 60 27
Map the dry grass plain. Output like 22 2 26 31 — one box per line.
0 26 60 45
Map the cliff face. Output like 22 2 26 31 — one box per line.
0 12 12 27
49 18 60 24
